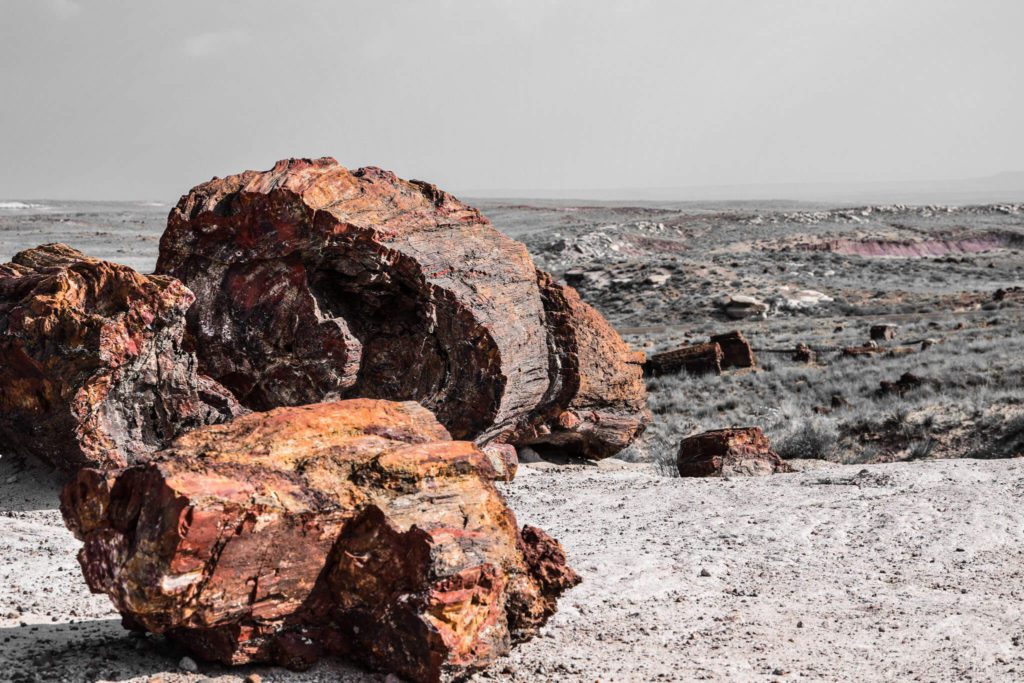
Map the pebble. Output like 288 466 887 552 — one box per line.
178 656 198 673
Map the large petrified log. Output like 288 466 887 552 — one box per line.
155 157 647 459
0 244 243 471
677 427 792 477
61 399 579 682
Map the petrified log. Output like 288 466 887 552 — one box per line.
841 345 916 358
61 399 579 682
710 330 756 369
155 157 647 459
645 342 723 377
870 324 898 341
677 427 792 477
0 244 243 471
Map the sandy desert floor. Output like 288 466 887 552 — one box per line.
3 454 1023 683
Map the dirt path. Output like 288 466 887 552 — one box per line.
2 456 1023 682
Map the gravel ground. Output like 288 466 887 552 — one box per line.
3 455 1023 682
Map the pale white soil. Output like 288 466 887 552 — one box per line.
2 454 1023 682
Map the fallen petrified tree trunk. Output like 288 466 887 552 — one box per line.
61 399 579 682
677 427 792 477
645 342 723 377
0 244 243 471
155 158 647 459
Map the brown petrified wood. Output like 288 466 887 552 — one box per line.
709 330 756 369
61 399 579 682
792 343 816 364
645 342 723 377
155 157 647 459
841 345 916 358
676 427 793 477
870 324 898 341
0 244 243 471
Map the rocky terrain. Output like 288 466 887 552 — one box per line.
2 194 1023 681
4 455 1024 682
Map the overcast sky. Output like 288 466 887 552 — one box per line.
2 0 1023 200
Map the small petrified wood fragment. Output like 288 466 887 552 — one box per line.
155 157 647 459
0 244 243 471
710 330 756 369
61 399 579 682
792 343 816 364
677 427 792 477
646 342 723 377
870 324 898 341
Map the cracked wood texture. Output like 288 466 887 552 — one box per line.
156 158 647 459
0 244 243 471
60 399 579 682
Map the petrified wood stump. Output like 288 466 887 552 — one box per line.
646 342 723 377
61 399 579 682
155 157 647 459
677 427 792 477
710 330 756 369
0 244 243 471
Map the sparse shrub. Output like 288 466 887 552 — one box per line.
773 418 839 460
907 438 936 460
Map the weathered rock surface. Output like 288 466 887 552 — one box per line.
646 342 723 377
60 399 579 682
709 331 756 369
720 294 769 320
0 244 243 472
155 157 647 459
677 427 792 477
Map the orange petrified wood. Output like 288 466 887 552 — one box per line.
61 399 579 682
0 244 243 471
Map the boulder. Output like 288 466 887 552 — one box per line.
0 244 243 472
676 427 792 477
646 342 723 377
720 294 769 320
61 399 579 682
156 158 647 459
709 330 756 369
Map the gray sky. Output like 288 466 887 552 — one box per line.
2 0 1023 200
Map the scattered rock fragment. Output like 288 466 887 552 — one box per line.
156 158 647 459
870 324 898 341
676 427 792 477
0 244 243 472
792 343 816 364
61 399 579 682
877 372 926 397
